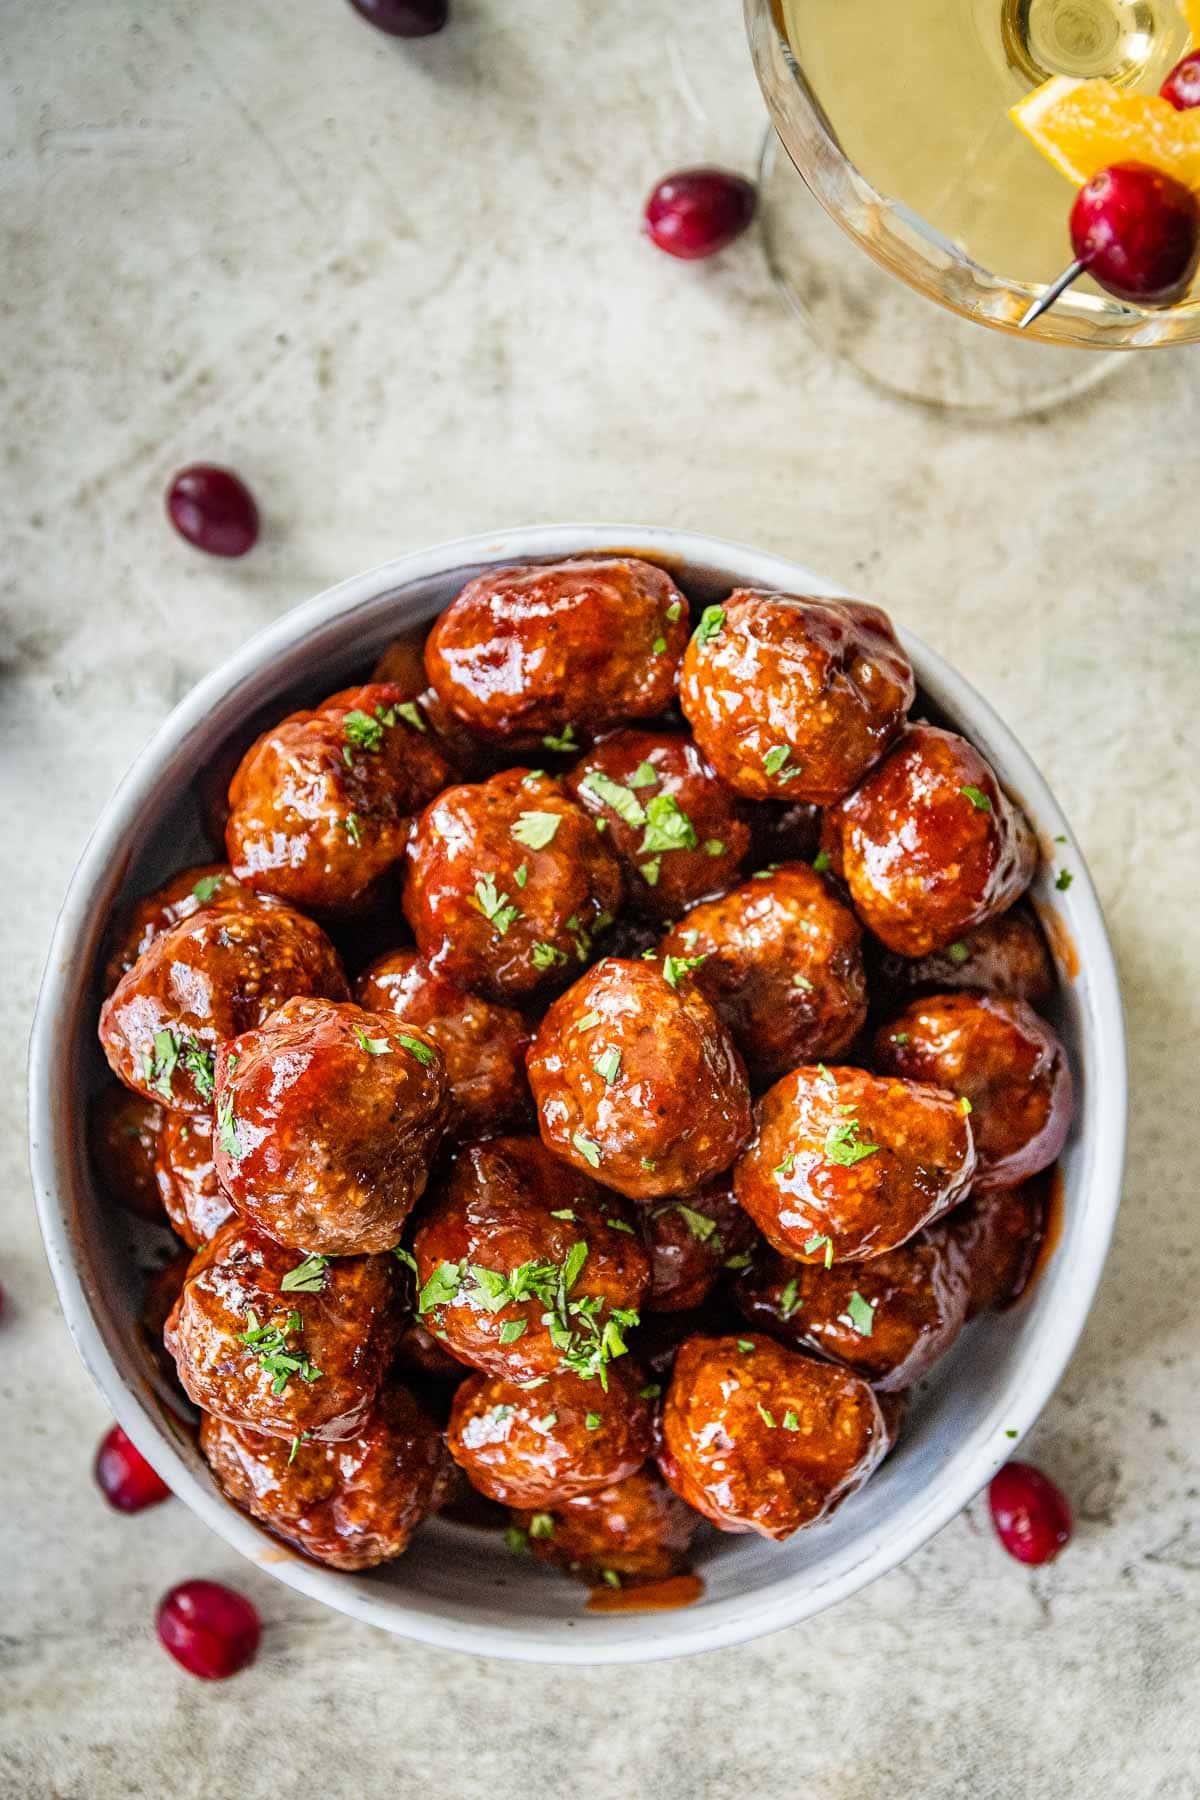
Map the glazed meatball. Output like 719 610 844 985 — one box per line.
867 906 1056 1010
412 1137 648 1379
658 1334 889 1539
403 769 624 1002
644 1180 757 1313
88 1085 164 1221
212 997 448 1255
102 864 245 992
424 557 690 745
355 949 532 1140
826 725 1037 957
510 1467 700 1584
564 729 750 921
735 1232 972 1391
679 590 914 805
154 1111 233 1248
141 1250 193 1379
948 1181 1048 1316
659 863 868 1087
734 1064 976 1263
225 682 453 916
874 994 1072 1190
98 891 348 1112
200 1383 452 1570
447 1362 655 1508
527 956 752 1201
165 1218 398 1442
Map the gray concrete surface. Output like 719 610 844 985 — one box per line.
3 2 1199 1795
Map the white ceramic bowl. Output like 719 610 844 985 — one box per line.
29 524 1126 1664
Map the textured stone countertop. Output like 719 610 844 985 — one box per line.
3 2 1198 1796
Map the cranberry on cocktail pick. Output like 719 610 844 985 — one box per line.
347 0 448 36
157 1580 261 1680
988 1461 1073 1566
1020 161 1200 325
166 465 259 557
644 168 757 261
1161 50 1200 112
95 1424 171 1513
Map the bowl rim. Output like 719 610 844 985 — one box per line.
28 522 1127 1664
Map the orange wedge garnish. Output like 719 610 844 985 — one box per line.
1011 74 1200 188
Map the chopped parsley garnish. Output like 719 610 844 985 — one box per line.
343 709 385 755
779 1277 802 1319
638 1383 662 1400
490 1404 515 1424
287 1431 310 1465
512 810 561 850
774 1151 796 1178
572 1131 602 1168
824 1115 881 1167
752 865 779 880
666 600 683 623
804 1233 835 1269
392 1246 418 1275
394 700 426 733
946 940 970 965
191 874 223 903
672 1204 717 1244
601 1569 622 1590
959 1095 973 1116
639 793 697 856
661 952 707 990
141 1028 214 1105
531 941 568 971
418 1260 464 1311
593 1047 622 1084
606 1217 636 1236
470 873 520 936
763 745 799 781
354 1025 391 1056
894 1031 910 1045
533 1413 559 1433
960 785 993 812
341 812 361 847
736 1339 755 1354
237 1309 322 1395
1055 869 1073 891
580 770 647 829
514 863 529 888
280 1253 329 1294
629 761 658 788
640 857 661 886
529 1512 555 1539
812 850 832 875
216 1090 242 1160
498 1319 528 1344
397 1033 436 1066
652 636 667 655
550 1208 576 1221
816 1063 835 1086
724 1252 752 1271
542 724 579 754
504 1526 530 1557
757 1403 777 1429
782 1411 799 1432
1005 1428 1019 1439
693 605 725 647
843 1290 876 1337
703 839 725 857
585 1412 601 1430
640 1157 657 1172
792 973 814 991
576 1010 602 1031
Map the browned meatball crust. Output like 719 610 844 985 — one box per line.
355 949 532 1140
212 997 448 1255
659 863 868 1087
102 864 246 993
658 1334 890 1539
447 1362 655 1508
734 1064 976 1263
88 1085 165 1222
424 558 690 744
200 1384 452 1570
411 1137 648 1379
948 1181 1048 1316
735 1230 972 1391
679 591 914 805
165 1218 398 1442
510 1466 700 1584
98 891 348 1112
564 729 750 921
826 725 1037 957
527 956 753 1201
225 682 452 916
643 1181 757 1313
154 1111 233 1248
867 906 1056 1010
874 994 1072 1190
403 769 624 1002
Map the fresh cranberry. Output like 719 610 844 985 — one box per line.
347 0 448 36
1070 162 1200 307
1161 50 1200 110
989 1461 1073 1566
95 1424 171 1513
157 1580 261 1680
166 465 259 557
644 168 757 260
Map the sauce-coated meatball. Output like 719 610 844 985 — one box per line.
948 1181 1048 1316
200 1383 452 1570
165 1218 398 1442
154 1111 233 1248
213 997 448 1255
88 1085 164 1221
511 1467 700 1584
867 906 1056 1010
735 1232 971 1391
564 729 750 921
679 591 914 805
225 683 452 916
874 994 1072 1190
412 1136 648 1378
103 864 245 993
447 1362 655 1508
658 1334 889 1538
403 769 623 1001
659 863 868 1087
98 891 348 1112
527 956 753 1201
826 725 1036 957
425 558 690 744
644 1181 757 1313
734 1064 976 1263
355 949 532 1140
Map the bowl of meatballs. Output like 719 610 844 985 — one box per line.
30 524 1125 1663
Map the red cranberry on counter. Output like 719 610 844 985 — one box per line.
989 1461 1073 1566
95 1424 171 1513
347 0 448 36
644 168 757 260
157 1580 261 1680
166 465 259 557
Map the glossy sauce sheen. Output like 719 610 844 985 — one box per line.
585 1573 706 1613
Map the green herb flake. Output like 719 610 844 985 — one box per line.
960 785 993 813
531 941 568 971
398 1034 435 1067
638 1383 662 1400
236 1308 322 1395
512 810 561 850
779 1277 802 1320
640 1157 657 1172
736 1339 756 1355
470 873 520 936
812 850 832 875
585 1412 601 1431
894 1031 910 1045
639 793 698 856
640 856 661 886
816 1063 835 1086
666 600 683 623
1055 868 1073 891
593 1047 622 1084
281 1253 329 1295
661 952 707 990
498 1318 528 1345
550 1208 577 1221
693 605 725 647
844 1290 876 1337
652 636 667 655
576 1011 602 1031
192 874 223 903
504 1526 530 1557
580 770 647 829
757 1403 777 1429
392 1246 418 1275
703 839 725 857
343 812 362 847
572 1131 602 1169
792 973 814 991
959 1095 973 1116
216 1090 242 1160
542 724 579 754
629 761 658 789
782 1411 800 1432
805 1233 835 1269
824 1116 881 1167
418 1260 463 1313
947 940 970 965
354 1025 391 1057
343 708 385 754
774 1150 796 1178
514 862 529 888
724 1252 752 1271
763 745 798 780
672 1204 717 1244
606 1217 636 1236
1005 1428 1019 1439
529 1512 555 1540
533 1413 559 1433
601 1569 622 1590
393 700 425 733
